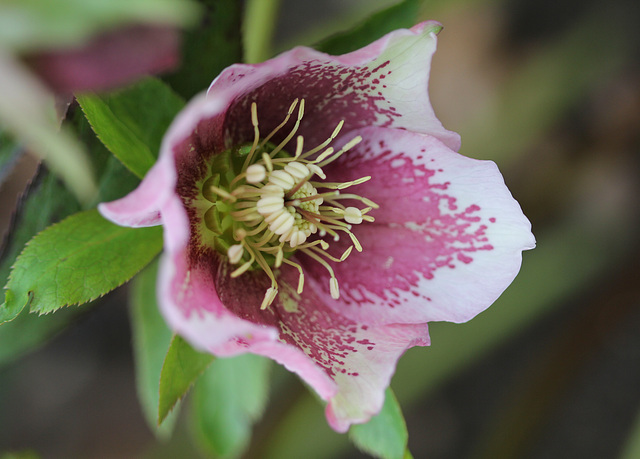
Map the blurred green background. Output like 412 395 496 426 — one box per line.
0 0 639 458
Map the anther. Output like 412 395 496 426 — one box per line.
284 162 309 181
262 152 273 172
330 278 340 299
344 207 363 224
227 244 244 264
257 196 284 215
269 170 295 190
275 247 284 268
260 287 278 310
269 212 295 235
307 164 326 179
246 164 266 183
294 136 304 158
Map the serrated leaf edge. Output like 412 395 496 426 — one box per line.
2 210 162 320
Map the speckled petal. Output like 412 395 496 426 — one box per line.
215 21 460 152
306 126 535 326
210 262 430 432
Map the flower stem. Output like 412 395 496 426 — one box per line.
243 0 282 63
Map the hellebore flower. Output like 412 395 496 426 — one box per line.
100 22 535 432
27 24 180 93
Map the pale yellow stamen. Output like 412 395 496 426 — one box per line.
202 98 376 310
284 161 309 181
246 164 266 183
269 170 295 190
330 278 340 300
241 102 261 170
262 152 274 172
257 196 284 214
269 99 305 158
317 136 363 167
260 99 299 147
227 244 244 264
344 207 363 224
261 287 278 310
299 119 345 159
282 258 305 293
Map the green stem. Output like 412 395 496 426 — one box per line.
243 0 282 63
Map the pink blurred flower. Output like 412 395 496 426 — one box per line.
100 22 535 431
27 24 180 93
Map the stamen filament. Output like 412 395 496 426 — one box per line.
281 258 305 293
241 102 261 170
317 136 363 167
327 194 380 208
289 191 338 205
299 120 344 159
209 185 236 202
260 99 298 147
270 99 305 158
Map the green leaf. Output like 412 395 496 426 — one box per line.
164 0 243 99
1 209 162 321
0 167 81 358
0 128 22 186
0 168 80 312
314 0 423 55
191 354 271 458
129 258 179 438
0 0 201 53
158 335 214 423
0 450 41 459
350 388 408 459
620 407 640 459
0 108 139 358
77 77 185 179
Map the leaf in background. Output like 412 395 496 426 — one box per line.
164 0 243 99
349 388 409 459
158 335 214 424
77 77 184 179
0 167 80 360
0 0 201 53
0 304 79 368
0 169 80 302
0 129 22 187
130 258 179 438
0 50 97 204
0 209 162 321
191 354 271 459
0 104 140 359
314 0 422 55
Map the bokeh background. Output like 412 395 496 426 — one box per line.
1 0 639 458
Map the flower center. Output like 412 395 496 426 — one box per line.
198 99 377 309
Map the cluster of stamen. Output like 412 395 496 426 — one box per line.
200 99 377 310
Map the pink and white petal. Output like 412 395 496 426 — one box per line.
98 156 173 228
157 248 281 355
307 126 535 326
158 247 336 402
324 322 430 432
211 263 429 431
214 21 459 151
